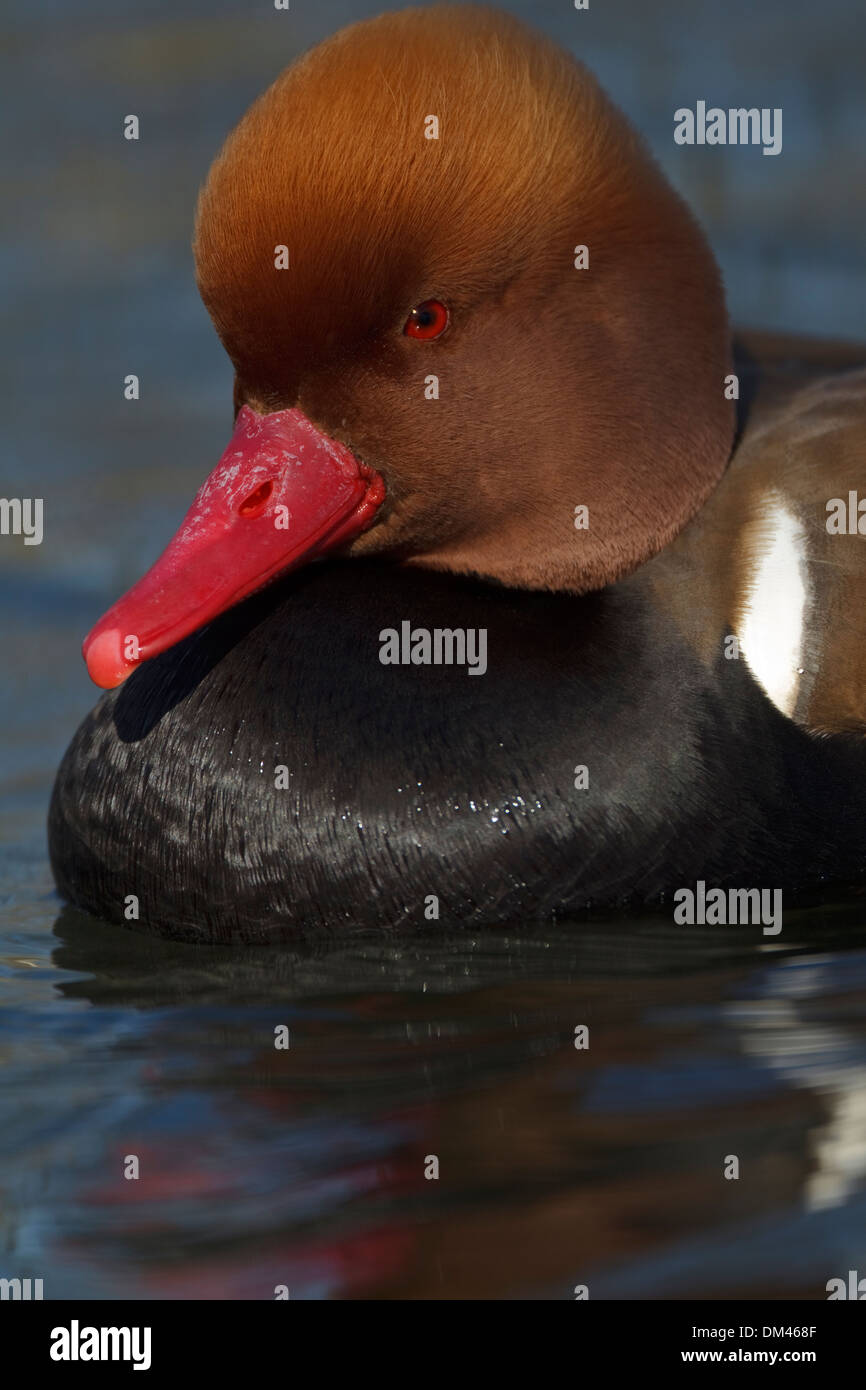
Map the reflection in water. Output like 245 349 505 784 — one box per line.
2 901 865 1299
733 955 866 1214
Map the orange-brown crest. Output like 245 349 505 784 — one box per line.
194 4 735 593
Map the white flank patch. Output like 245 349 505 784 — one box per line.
738 494 809 718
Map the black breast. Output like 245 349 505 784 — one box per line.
48 559 866 941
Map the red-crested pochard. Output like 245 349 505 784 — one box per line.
50 6 866 941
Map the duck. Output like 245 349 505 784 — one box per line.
48 5 866 942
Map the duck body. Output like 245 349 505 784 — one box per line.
48 8 866 940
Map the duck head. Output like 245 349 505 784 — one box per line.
84 4 735 689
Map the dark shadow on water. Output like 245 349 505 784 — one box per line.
50 893 866 1008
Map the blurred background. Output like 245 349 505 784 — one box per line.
1 0 865 1300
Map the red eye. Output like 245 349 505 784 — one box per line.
404 299 449 340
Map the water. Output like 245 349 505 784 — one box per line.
5 904 866 1298
2 0 866 1300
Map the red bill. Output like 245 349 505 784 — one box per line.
83 406 385 689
